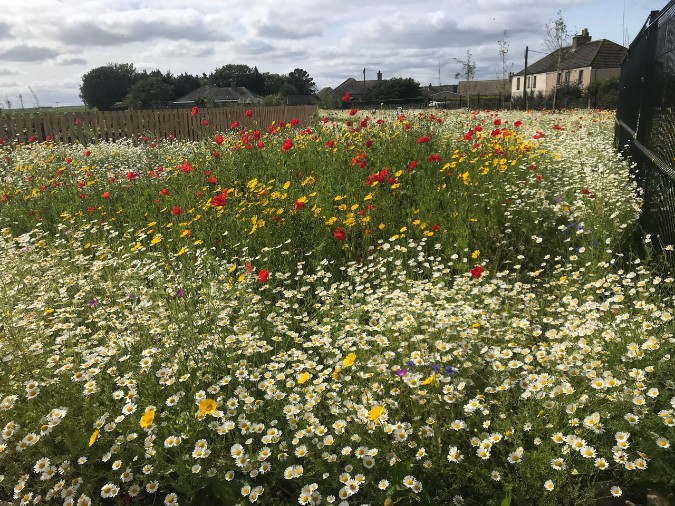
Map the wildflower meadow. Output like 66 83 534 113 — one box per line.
0 108 673 506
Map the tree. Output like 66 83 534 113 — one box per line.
123 76 174 108
455 51 476 108
262 72 288 95
287 68 317 95
543 11 572 110
362 78 421 102
171 73 202 100
497 31 512 107
209 65 265 94
80 63 137 111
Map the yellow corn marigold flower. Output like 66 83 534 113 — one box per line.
298 372 310 384
332 368 341 380
343 353 356 367
140 409 155 429
368 405 384 422
89 429 100 447
421 375 434 386
198 399 217 416
471 249 480 259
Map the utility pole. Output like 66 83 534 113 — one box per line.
363 68 366 94
524 46 529 111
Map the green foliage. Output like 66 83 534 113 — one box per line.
362 77 421 101
287 68 317 95
79 63 137 111
123 76 175 108
209 64 266 94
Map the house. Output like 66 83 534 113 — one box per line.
458 79 511 97
511 29 627 99
421 84 458 101
330 71 385 101
173 84 263 107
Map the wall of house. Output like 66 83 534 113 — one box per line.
511 73 547 97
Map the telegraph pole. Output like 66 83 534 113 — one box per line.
524 46 529 111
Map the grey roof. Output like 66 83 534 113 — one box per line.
331 78 382 97
421 84 458 98
514 39 627 76
174 85 262 103
457 79 510 95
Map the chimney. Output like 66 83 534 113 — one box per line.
377 70 382 81
572 28 591 50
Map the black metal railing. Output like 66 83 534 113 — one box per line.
616 1 675 258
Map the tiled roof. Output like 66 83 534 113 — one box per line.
421 84 458 98
514 39 627 76
458 79 510 95
331 78 382 97
174 85 262 103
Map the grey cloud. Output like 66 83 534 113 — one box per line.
0 67 17 75
0 45 60 62
56 10 230 46
56 56 87 65
0 21 12 39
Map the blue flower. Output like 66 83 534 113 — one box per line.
406 360 415 367
430 364 441 372
444 365 457 376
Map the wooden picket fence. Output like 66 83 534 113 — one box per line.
0 105 319 145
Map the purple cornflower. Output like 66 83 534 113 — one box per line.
394 368 408 377
175 288 186 298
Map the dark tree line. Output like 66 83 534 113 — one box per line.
79 63 317 111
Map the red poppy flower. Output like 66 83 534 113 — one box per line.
208 176 216 184
126 171 137 180
326 140 335 148
101 191 111 199
201 119 209 126
349 108 358 116
181 160 193 173
258 269 269 283
366 139 373 148
78 193 85 200
431 224 441 232
333 227 346 241
253 130 261 141
323 117 329 123
159 188 169 196
215 134 224 145
294 199 305 210
230 121 239 129
494 118 501 126
290 118 299 126
282 139 293 152
514 120 523 128
257 141 265 149
65 157 73 164
533 131 544 139
75 118 82 125
213 151 220 158
418 136 430 144
341 92 350 102
191 106 199 117
171 205 183 215
211 194 226 207
470 266 484 279
28 135 36 143
245 109 253 117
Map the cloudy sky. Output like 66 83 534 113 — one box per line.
0 0 666 107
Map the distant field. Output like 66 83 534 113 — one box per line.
1 105 90 113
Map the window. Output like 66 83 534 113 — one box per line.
578 69 584 84
565 71 570 83
532 76 537 88
516 78 520 90
526 76 530 88
557 73 562 85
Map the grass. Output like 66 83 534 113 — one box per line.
0 108 673 506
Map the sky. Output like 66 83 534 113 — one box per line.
0 0 668 107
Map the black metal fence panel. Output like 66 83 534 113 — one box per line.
616 1 675 258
